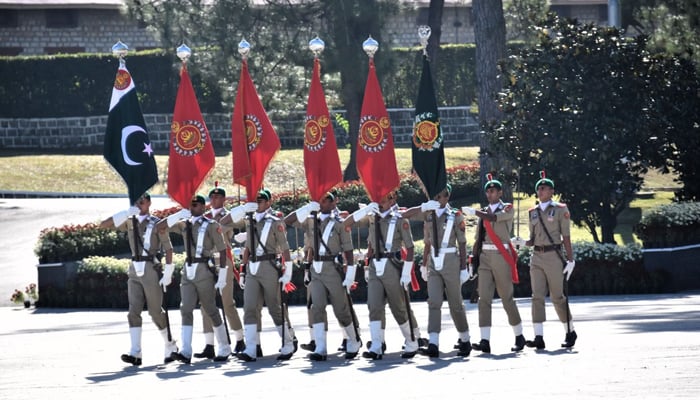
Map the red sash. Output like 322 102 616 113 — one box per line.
482 220 519 283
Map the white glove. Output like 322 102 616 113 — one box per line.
279 261 293 285
342 265 356 291
238 273 246 289
364 268 369 283
460 268 470 285
159 263 174 291
214 267 227 292
400 261 413 288
228 204 247 223
421 200 440 212
511 236 526 248
166 209 192 227
112 206 140 227
244 202 258 213
563 260 576 281
296 201 321 221
461 206 476 215
420 265 429 282
351 202 379 221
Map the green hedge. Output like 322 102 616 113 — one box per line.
1 46 487 118
633 202 700 248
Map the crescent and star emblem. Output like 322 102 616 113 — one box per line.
121 125 153 166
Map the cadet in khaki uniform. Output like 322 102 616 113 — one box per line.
287 192 362 361
524 171 577 349
404 184 472 358
462 175 526 354
100 193 178 366
191 184 246 359
160 194 232 363
236 189 297 362
345 192 422 360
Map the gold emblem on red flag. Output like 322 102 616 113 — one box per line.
304 115 328 152
244 114 263 151
172 120 208 156
114 70 132 90
359 115 389 152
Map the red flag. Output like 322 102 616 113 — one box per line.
356 59 399 202
231 60 280 199
167 64 215 207
303 58 342 201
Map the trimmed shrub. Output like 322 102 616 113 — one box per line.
633 202 700 248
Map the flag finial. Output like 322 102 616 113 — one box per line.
238 39 251 60
363 36 379 59
418 25 431 56
309 36 324 58
176 43 191 63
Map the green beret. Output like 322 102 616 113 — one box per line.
191 194 206 205
535 170 555 191
209 182 226 197
256 189 272 201
483 173 502 191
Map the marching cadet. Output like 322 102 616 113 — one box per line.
100 193 178 366
235 189 298 362
403 183 472 358
190 183 246 359
462 175 526 353
159 194 232 363
524 171 577 349
286 192 362 361
345 192 423 360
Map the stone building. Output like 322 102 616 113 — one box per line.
0 0 609 56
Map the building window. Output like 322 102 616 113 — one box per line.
0 9 19 27
46 9 78 28
550 5 570 19
45 47 84 55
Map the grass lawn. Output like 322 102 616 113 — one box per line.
0 146 679 244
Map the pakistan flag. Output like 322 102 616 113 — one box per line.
103 64 158 205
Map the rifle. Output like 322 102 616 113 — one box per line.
335 263 361 342
469 216 486 303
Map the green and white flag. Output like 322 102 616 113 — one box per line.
103 64 158 205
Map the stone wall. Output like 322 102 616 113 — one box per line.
0 107 480 151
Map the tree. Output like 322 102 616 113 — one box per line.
488 14 690 243
503 0 547 43
124 0 399 181
472 0 512 201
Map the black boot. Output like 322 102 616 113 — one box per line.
256 344 263 357
419 343 439 358
235 352 256 362
471 339 491 354
233 339 246 354
338 339 347 352
194 344 215 359
561 331 577 348
362 350 382 360
308 352 327 361
525 335 545 350
366 341 387 352
121 354 142 366
512 334 526 352
457 339 471 357
300 340 316 352
171 351 191 364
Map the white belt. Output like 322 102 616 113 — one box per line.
482 243 508 251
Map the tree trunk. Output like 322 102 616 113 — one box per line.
473 0 512 202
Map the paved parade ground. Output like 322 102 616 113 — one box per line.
1 197 699 399
1 293 699 399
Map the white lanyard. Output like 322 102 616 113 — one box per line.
141 218 155 256
194 220 209 258
256 219 272 256
318 219 335 256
